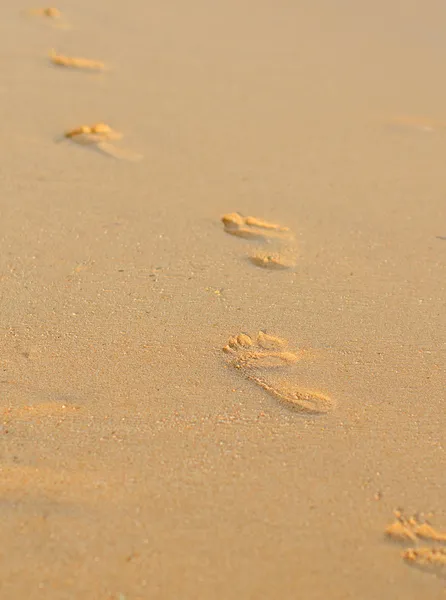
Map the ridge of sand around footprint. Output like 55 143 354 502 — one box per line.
221 212 298 270
223 331 335 414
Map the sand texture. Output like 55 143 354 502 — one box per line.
1 0 445 598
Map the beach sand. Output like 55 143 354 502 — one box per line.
1 0 445 598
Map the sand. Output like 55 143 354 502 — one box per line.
1 0 445 598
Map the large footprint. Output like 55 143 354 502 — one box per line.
221 212 297 270
223 331 335 414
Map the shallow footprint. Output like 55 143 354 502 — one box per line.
49 50 107 72
385 510 446 578
23 7 71 29
221 212 297 270
386 510 446 543
222 212 291 241
61 123 142 161
223 332 335 414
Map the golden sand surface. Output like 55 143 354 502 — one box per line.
0 0 445 598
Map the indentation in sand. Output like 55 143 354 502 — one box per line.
23 7 70 29
223 332 334 414
221 212 297 270
62 123 142 161
386 509 446 543
222 213 290 240
49 49 106 72
385 510 446 577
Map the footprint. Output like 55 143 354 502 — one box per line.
49 50 107 72
23 7 71 29
386 510 446 543
61 123 142 162
385 510 446 577
223 332 335 414
221 212 297 270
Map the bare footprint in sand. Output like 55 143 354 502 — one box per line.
385 510 446 577
61 123 142 162
223 331 334 414
221 212 297 270
49 49 107 72
23 7 71 29
386 510 446 544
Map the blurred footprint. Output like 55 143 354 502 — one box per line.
22 7 71 29
49 49 107 72
59 123 143 161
